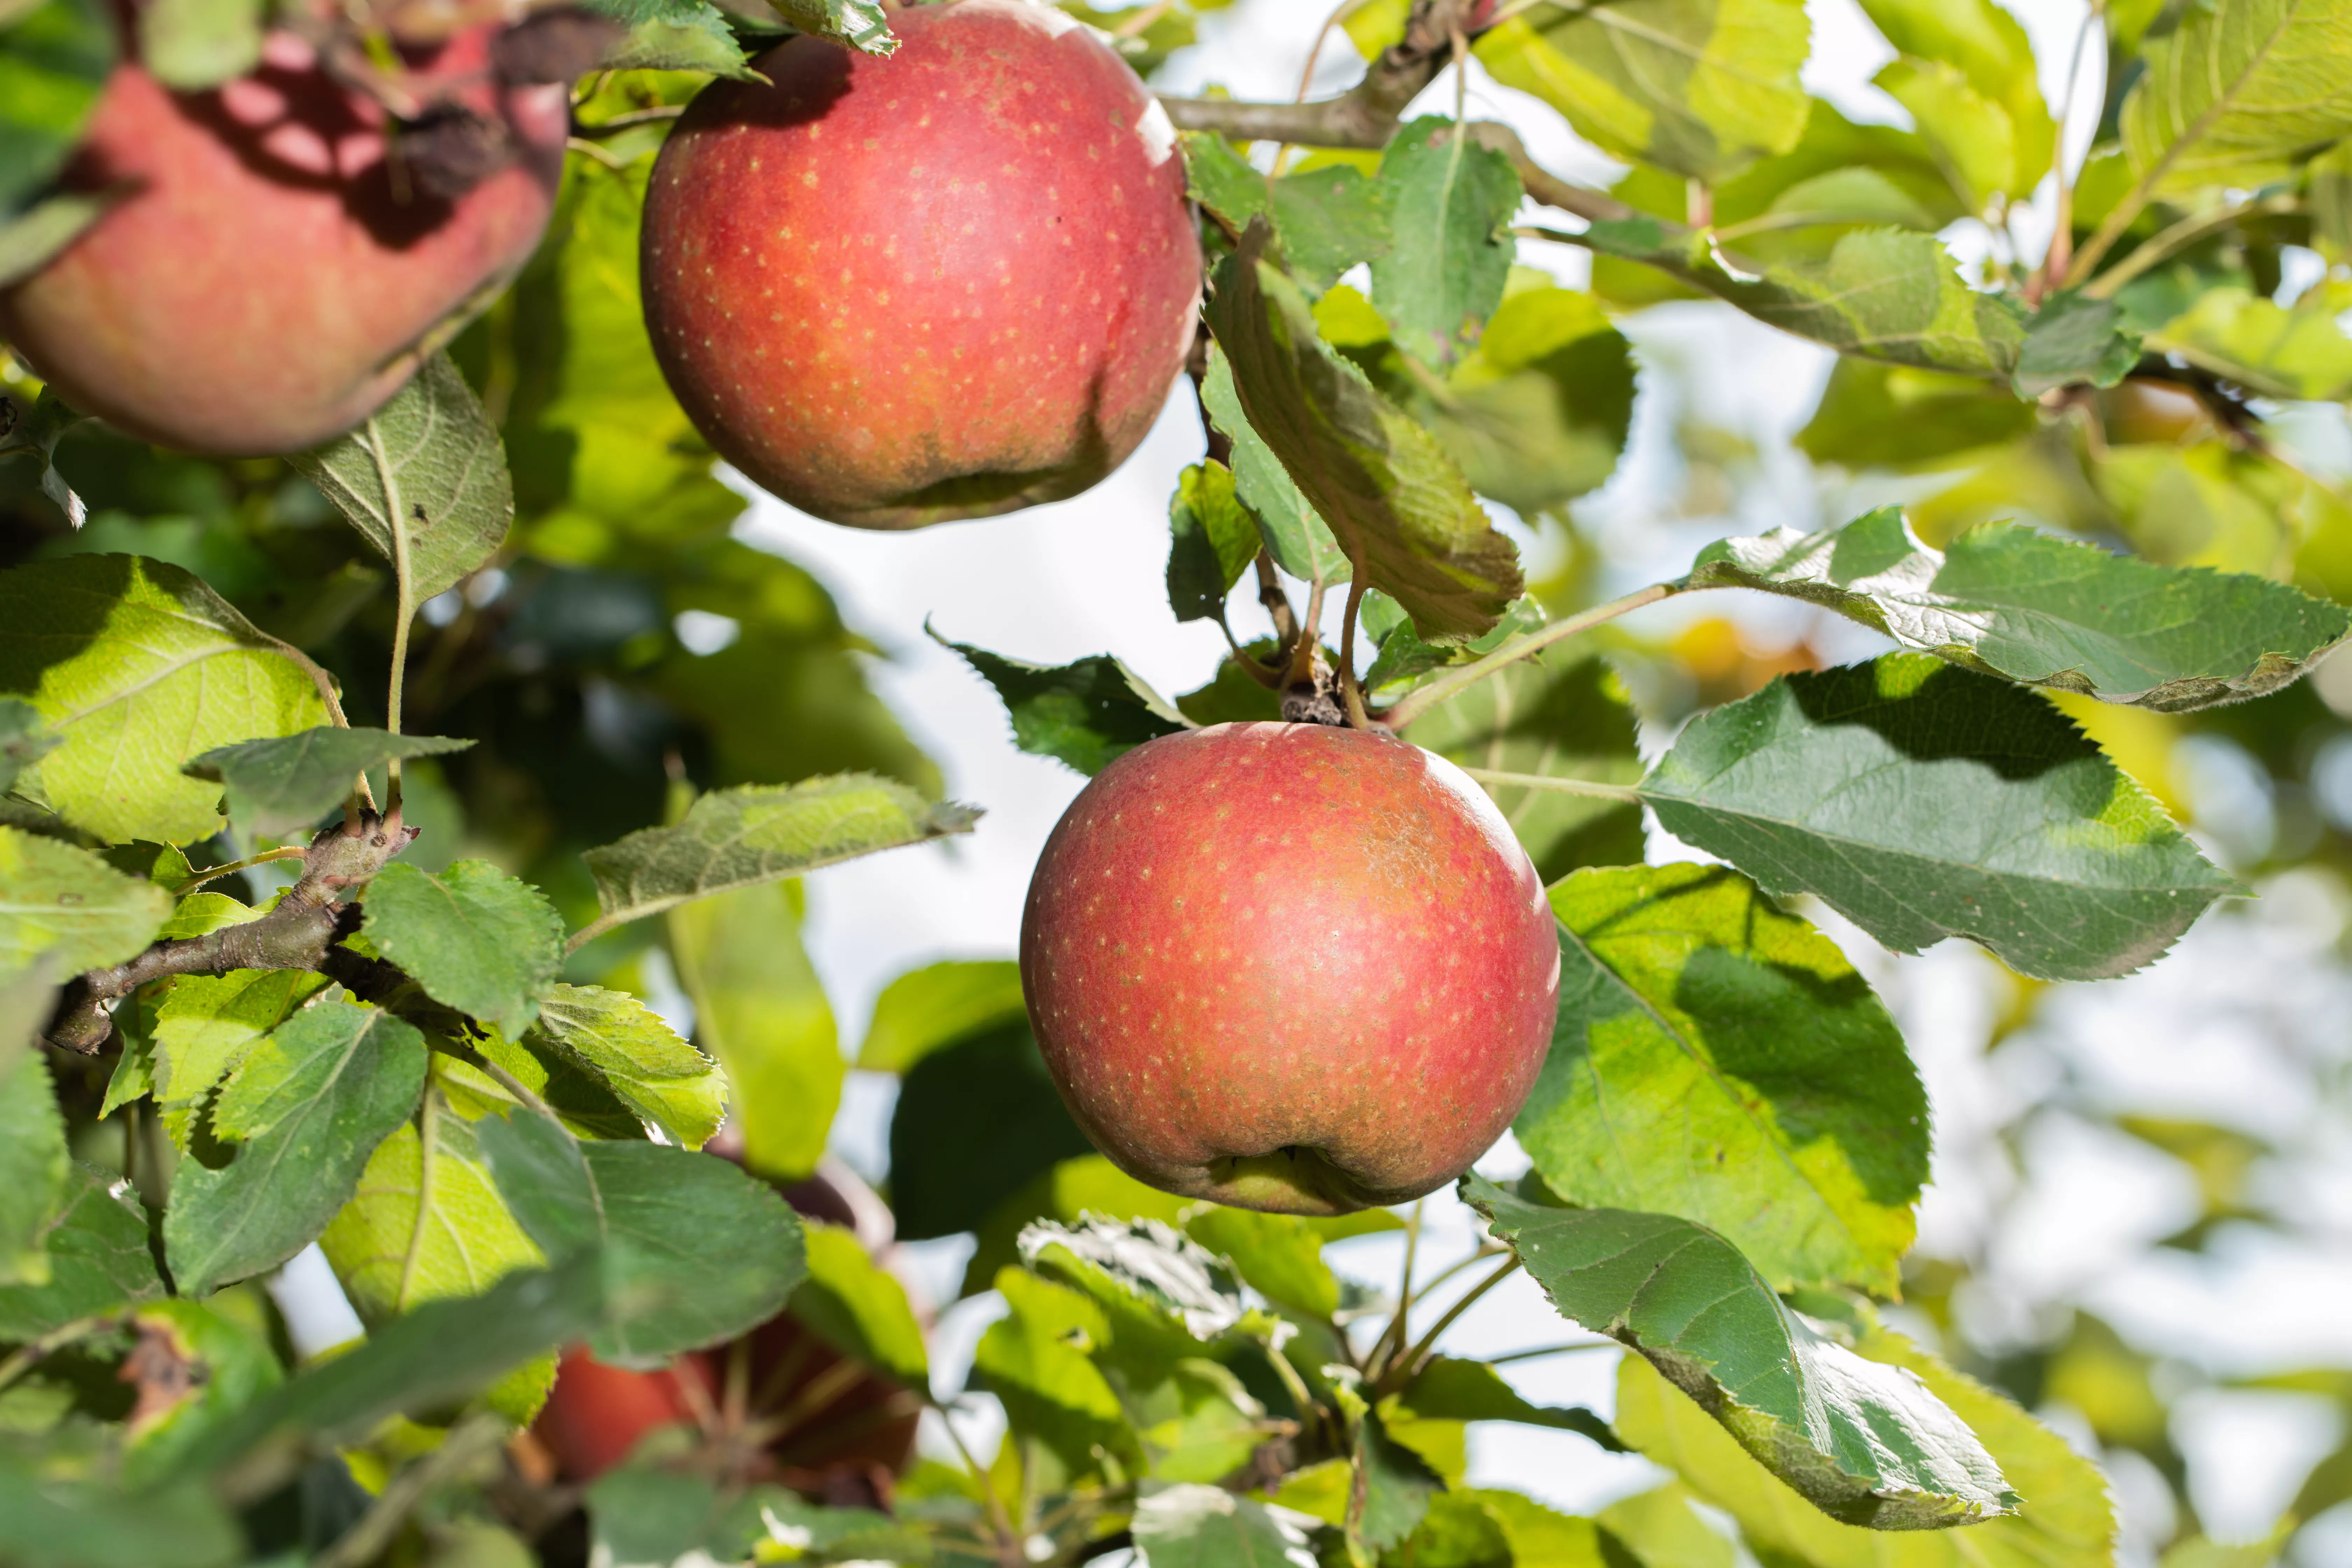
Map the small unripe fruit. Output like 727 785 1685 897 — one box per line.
639 0 1201 530
0 27 566 455
1020 723 1560 1215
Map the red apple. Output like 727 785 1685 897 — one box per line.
1020 722 1560 1216
530 1167 922 1508
638 0 1201 530
0 23 567 455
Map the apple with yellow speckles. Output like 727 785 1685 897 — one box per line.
1019 722 1561 1216
638 0 1202 530
0 24 569 456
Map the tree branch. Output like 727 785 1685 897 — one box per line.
1157 0 1472 149
44 806 420 1054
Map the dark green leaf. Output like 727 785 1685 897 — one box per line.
1399 641 1646 882
1637 654 2241 979
768 0 897 54
938 633 1189 777
0 825 170 979
1688 510 2351 710
580 0 755 75
0 1446 241 1568
1131 1481 1316 1566
0 385 91 522
581 775 977 930
855 958 1025 1073
184 728 472 839
0 1048 69 1287
0 554 332 844
1370 118 1522 368
135 0 260 90
1384 1356 1624 1451
1198 346 1350 584
477 1108 808 1364
584 1465 920 1568
163 993 429 1296
288 353 513 606
2011 294 2141 398
1167 460 1261 624
1360 1407 1444 1550
1205 223 1522 641
0 1163 161 1337
175 1254 604 1476
888 1021 1093 1241
1475 0 1811 181
1522 863 1925 1295
529 983 724 1150
1464 1176 2015 1530
363 860 564 1038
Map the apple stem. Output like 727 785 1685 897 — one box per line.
1338 576 1373 730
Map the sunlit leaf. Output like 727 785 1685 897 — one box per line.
2120 0 2352 200
668 878 835 1180
856 957 1025 1073
529 982 724 1150
0 825 169 980
184 728 471 839
1370 118 1522 368
363 860 564 1038
0 1049 69 1287
939 634 1189 777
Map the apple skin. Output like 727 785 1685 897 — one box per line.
0 26 566 456
639 0 1201 530
1020 722 1561 1216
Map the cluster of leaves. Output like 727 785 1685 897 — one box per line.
6 0 2352 1566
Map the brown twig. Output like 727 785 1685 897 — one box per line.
44 806 419 1054
1157 0 1473 149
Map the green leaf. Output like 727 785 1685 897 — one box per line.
1798 359 2037 469
528 983 724 1150
961 1152 1199 1298
1205 223 1523 641
1369 118 1523 369
1199 345 1350 584
287 352 514 606
316 1088 552 1420
1422 283 1636 516
1384 1356 1624 1451
1598 1484 1738 1568
1399 642 1646 883
2148 280 2352 400
135 0 260 90
972 1265 1129 1472
149 968 328 1150
1583 222 2025 377
1873 59 2017 211
0 1163 162 1338
0 1445 241 1568
476 1108 807 1364
0 385 90 524
583 1466 920 1568
1856 0 2053 193
0 825 170 980
1464 1175 2015 1530
1020 1215 1260 1346
1521 863 1926 1295
1132 1481 1316 1566
0 0 113 218
1182 1206 1346 1321
1362 586 1546 698
855 957 1026 1073
581 774 978 931
2120 0 2352 201
163 992 429 1296
1475 0 1811 181
2011 294 2143 398
1167 460 1262 624
766 0 897 54
0 1049 69 1287
0 554 332 844
184 728 472 840
792 1220 928 1386
888 1020 1093 1241
0 696 58 793
362 860 564 1038
175 1253 603 1476
667 878 836 1180
1639 654 2241 979
578 0 754 75
1184 132 1394 294
1612 1312 2116 1568
0 188 118 293
1689 511 2351 710
118 1298 283 1485
939 634 1190 777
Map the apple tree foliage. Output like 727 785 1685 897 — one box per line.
3 0 2351 1564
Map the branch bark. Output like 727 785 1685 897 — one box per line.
44 806 421 1054
1157 0 1471 149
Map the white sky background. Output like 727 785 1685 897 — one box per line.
703 0 2352 1556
